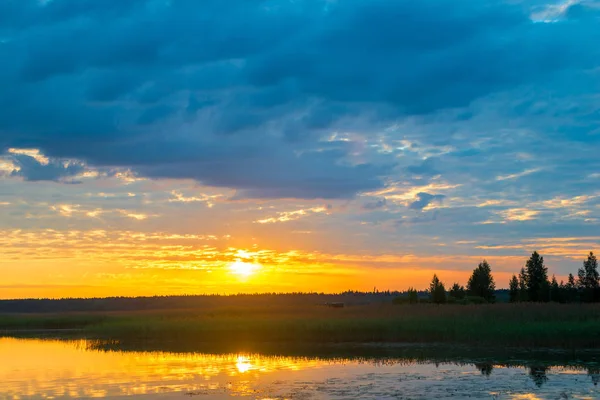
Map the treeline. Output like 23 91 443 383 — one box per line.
509 251 600 303
395 251 599 305
0 292 401 314
395 259 497 304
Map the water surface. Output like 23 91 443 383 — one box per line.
1 338 599 399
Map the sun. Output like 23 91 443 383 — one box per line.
228 260 258 278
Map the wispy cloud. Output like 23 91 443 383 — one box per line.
256 206 330 224
496 168 542 181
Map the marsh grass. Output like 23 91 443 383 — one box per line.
0 314 108 330
3 303 600 348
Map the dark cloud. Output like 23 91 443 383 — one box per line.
9 154 84 183
406 158 439 177
0 0 599 198
409 193 446 210
362 198 387 211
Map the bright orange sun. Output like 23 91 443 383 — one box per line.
228 260 258 278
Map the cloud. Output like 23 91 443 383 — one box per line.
409 193 446 210
406 158 440 177
362 198 387 210
496 168 542 181
9 153 84 183
255 206 329 224
0 0 598 200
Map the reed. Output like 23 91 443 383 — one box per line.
3 303 600 348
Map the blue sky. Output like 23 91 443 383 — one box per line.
0 0 599 297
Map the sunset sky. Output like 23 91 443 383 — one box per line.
1 0 599 298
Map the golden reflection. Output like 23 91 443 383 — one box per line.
0 338 326 399
0 338 599 399
236 355 253 373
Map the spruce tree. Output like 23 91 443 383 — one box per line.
578 252 599 302
525 251 549 302
566 273 578 303
586 252 599 288
518 267 528 302
467 260 496 302
429 274 447 304
550 275 561 303
509 275 519 303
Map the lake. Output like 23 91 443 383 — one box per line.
1 337 599 399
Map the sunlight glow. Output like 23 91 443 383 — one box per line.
235 355 253 373
229 260 259 278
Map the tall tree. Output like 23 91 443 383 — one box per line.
429 274 447 304
467 260 496 302
509 275 519 303
518 267 528 302
525 251 549 302
578 252 599 302
578 252 599 288
566 273 578 303
550 275 561 303
567 273 576 288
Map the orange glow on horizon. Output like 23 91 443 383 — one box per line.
0 228 591 299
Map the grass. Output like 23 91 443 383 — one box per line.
3 303 600 349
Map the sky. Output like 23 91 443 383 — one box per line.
1 0 599 298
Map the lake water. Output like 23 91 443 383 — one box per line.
1 338 600 399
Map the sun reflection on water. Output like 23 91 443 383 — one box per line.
0 338 598 399
0 338 327 399
236 355 253 373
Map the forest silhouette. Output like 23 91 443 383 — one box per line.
397 251 599 305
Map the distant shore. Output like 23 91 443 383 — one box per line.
2 301 600 349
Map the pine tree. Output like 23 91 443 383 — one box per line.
509 275 519 303
467 260 496 302
525 251 549 302
578 252 599 302
429 274 447 304
566 273 578 303
567 273 576 288
550 275 561 303
518 267 528 302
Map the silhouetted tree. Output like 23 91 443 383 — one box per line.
509 275 519 303
429 274 447 304
407 287 419 304
541 278 551 302
467 260 496 302
578 252 599 302
566 273 578 303
525 251 549 302
518 267 528 302
550 275 561 303
568 273 576 288
449 283 466 300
